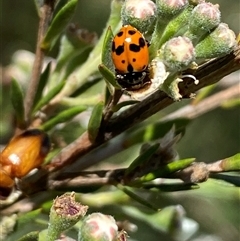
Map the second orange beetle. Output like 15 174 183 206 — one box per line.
0 129 50 190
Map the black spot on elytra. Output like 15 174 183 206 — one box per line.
129 43 140 52
117 31 124 37
127 64 134 72
115 45 124 55
132 58 136 62
112 41 116 52
139 37 146 47
121 60 125 64
128 30 136 35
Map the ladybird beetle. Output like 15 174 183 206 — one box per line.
0 129 50 190
111 25 151 90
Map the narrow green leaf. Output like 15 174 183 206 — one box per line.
52 0 69 19
112 100 139 112
124 118 190 147
104 85 112 106
221 153 240 171
143 182 199 192
33 62 51 109
87 102 104 142
210 173 240 186
101 26 115 72
70 76 102 97
18 209 42 225
33 81 65 113
191 85 216 105
138 158 195 183
41 0 78 51
117 184 159 211
6 210 42 241
55 24 95 73
38 229 48 241
10 78 25 127
41 106 87 131
157 5 194 48
62 46 92 81
221 98 240 109
17 231 39 241
125 143 160 177
98 63 120 90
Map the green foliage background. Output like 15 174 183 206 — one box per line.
0 1 239 241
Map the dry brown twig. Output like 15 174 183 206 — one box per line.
24 0 56 126
48 40 240 174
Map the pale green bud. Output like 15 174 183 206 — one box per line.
162 36 196 71
195 23 237 59
121 0 157 33
79 213 119 241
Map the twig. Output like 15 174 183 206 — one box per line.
103 89 123 122
61 83 239 174
49 45 240 172
48 132 94 172
24 0 55 126
161 82 240 122
105 49 240 135
1 154 238 215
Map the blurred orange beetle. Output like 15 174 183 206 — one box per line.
0 129 51 190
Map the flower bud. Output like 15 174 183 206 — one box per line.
186 2 221 43
162 37 196 72
156 0 188 22
121 0 157 33
195 23 237 59
79 212 119 241
48 192 88 241
149 0 188 58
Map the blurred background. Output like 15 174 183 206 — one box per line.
1 1 240 241
1 0 239 159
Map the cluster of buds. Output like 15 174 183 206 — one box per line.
120 0 236 100
47 193 125 241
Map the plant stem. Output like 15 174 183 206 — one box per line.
48 46 240 172
24 0 55 126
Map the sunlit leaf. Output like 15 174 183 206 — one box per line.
41 106 87 131
41 0 78 51
125 143 160 177
10 78 25 128
33 62 51 109
33 81 65 113
117 184 159 211
138 158 195 183
101 26 114 72
98 64 120 94
87 101 104 142
221 153 240 171
17 231 39 241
